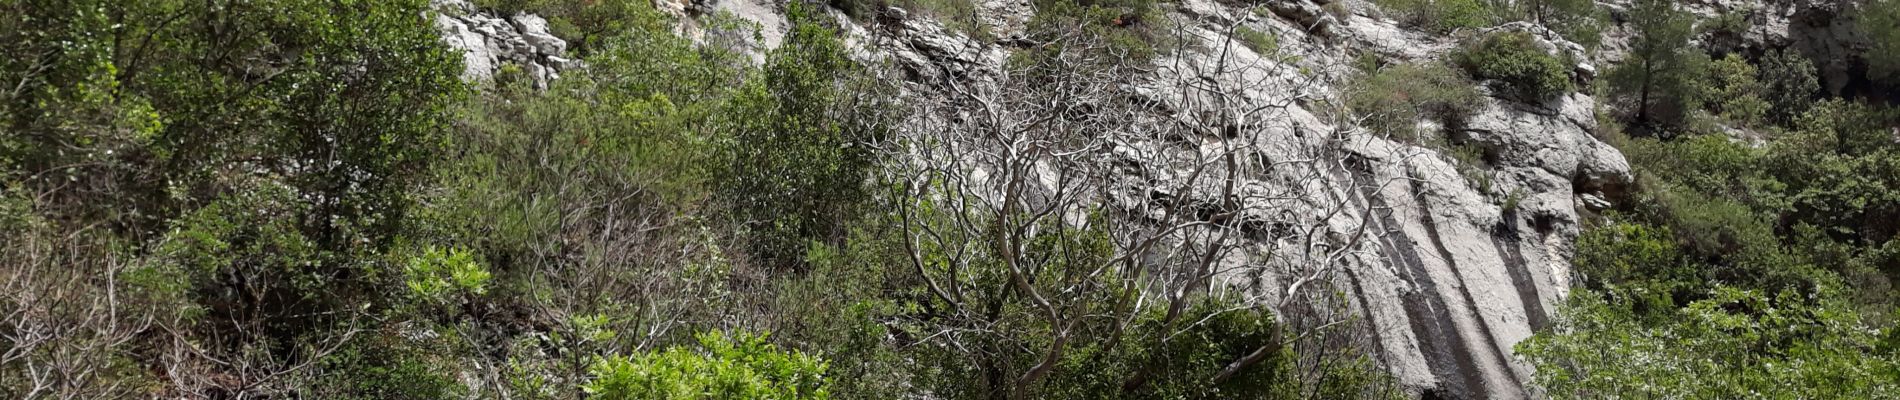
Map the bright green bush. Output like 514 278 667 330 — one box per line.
1453 30 1574 101
586 331 832 399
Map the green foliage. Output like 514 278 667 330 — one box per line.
722 4 893 267
473 0 657 54
1518 0 1603 48
1864 0 1900 88
1758 49 1820 126
1703 54 1769 126
788 194 1402 399
585 331 832 400
1519 289 1900 399
1453 30 1575 101
1761 100 1900 251
1533 48 1900 397
1608 0 1708 135
1026 0 1174 62
305 337 466 400
1347 62 1485 143
1374 0 1497 33
1235 25 1279 56
402 246 492 302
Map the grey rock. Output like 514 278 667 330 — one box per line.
430 0 574 88
511 14 568 56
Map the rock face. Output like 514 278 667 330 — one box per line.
867 1 1630 396
430 0 1634 398
430 0 575 88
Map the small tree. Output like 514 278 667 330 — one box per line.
1608 0 1707 135
722 3 894 268
1758 49 1820 126
1864 0 1900 89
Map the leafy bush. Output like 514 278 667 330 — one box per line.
1519 288 1900 399
1864 0 1900 88
1703 54 1769 126
1758 49 1820 126
586 331 832 399
1374 0 1496 33
721 3 894 268
305 338 466 400
1453 30 1574 101
1347 62 1485 143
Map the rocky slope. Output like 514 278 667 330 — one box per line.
432 0 1634 397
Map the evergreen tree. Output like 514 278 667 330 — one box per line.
1608 0 1706 135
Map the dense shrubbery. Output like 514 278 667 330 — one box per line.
1522 3 1900 394
586 332 831 399
1453 30 1574 101
1347 62 1485 143
1865 0 1900 90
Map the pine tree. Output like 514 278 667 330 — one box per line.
1609 0 1706 135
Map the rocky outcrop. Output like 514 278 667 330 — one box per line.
431 0 575 88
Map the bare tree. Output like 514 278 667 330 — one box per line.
869 4 1419 397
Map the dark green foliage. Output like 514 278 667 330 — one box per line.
1608 0 1707 135
1762 101 1900 251
1453 31 1574 101
1529 44 1900 397
1347 62 1485 143
305 338 466 400
1758 49 1820 126
1865 0 1900 88
722 3 893 268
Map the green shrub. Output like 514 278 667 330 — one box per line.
1235 25 1278 55
305 338 466 400
585 331 832 399
1453 30 1574 101
1862 0 1900 88
1519 288 1900 399
1703 54 1769 126
1758 49 1820 126
1347 62 1485 143
1374 0 1496 33
721 3 894 267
